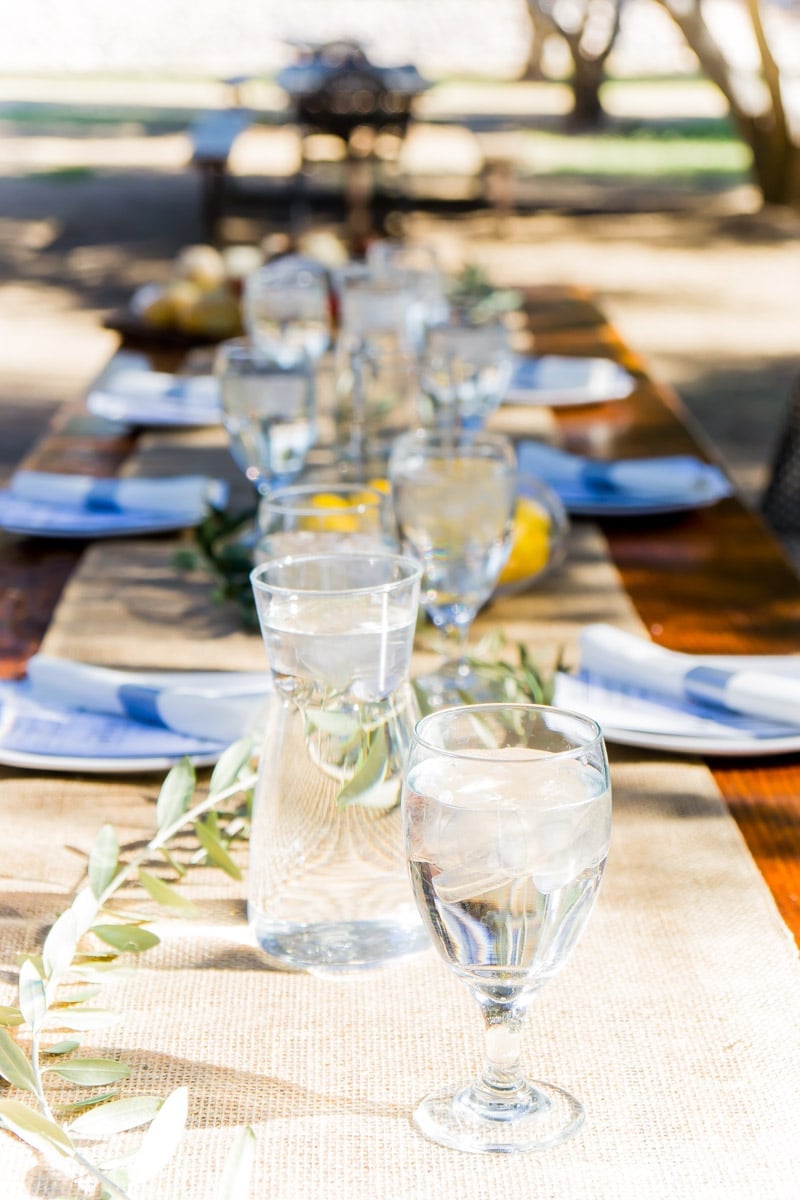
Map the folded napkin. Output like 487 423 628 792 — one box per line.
0 471 229 538
516 442 732 510
87 369 222 427
11 470 227 518
578 624 800 730
25 656 273 745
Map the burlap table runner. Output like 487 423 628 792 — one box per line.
2 429 800 1198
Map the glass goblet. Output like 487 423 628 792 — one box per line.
388 428 517 696
403 702 611 1153
214 338 317 495
242 254 331 368
418 316 515 432
254 481 398 564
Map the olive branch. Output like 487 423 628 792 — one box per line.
0 738 258 1200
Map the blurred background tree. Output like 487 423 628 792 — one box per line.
654 0 799 206
523 0 799 206
522 0 624 126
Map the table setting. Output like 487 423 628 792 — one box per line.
1 244 800 1199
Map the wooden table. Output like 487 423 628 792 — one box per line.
4 284 800 944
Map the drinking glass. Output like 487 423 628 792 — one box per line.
242 255 331 368
403 702 611 1153
388 428 517 692
254 481 397 563
334 335 417 469
365 240 450 349
248 552 428 974
215 338 317 493
418 317 515 431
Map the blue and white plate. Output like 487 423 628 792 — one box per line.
505 356 636 408
87 369 222 428
554 657 800 757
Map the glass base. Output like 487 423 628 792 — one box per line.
252 917 429 978
414 1079 584 1154
414 660 513 711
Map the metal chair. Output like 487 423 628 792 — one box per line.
762 374 800 534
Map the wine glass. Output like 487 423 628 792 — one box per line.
418 316 515 431
402 702 611 1153
254 480 398 563
214 338 317 494
365 240 450 349
388 428 517 697
242 254 331 368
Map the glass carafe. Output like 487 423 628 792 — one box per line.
248 552 427 975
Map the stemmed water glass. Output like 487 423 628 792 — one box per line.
388 427 517 697
334 263 421 469
418 316 515 431
242 254 331 368
402 702 611 1153
214 338 317 494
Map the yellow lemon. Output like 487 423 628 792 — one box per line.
498 497 552 586
304 493 359 534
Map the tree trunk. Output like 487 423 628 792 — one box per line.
520 4 556 81
740 114 800 206
656 0 800 208
569 55 607 127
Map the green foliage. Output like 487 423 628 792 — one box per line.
0 746 258 1199
175 505 259 629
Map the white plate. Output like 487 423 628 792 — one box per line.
553 473 734 517
0 495 214 540
0 671 266 774
584 726 800 758
554 664 800 758
504 356 636 408
87 370 222 428
0 746 222 774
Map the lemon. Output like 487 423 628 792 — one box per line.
498 497 552 586
303 493 360 534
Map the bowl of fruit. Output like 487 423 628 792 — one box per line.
108 243 265 344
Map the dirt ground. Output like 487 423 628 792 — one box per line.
2 85 800 547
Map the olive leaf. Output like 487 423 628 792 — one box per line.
45 1058 131 1087
42 1040 81 1056
43 888 99 985
18 959 47 1034
194 820 242 881
46 1008 122 1033
336 726 394 809
88 825 119 899
209 735 254 794
0 1099 74 1158
305 707 362 738
52 985 101 1007
0 1005 24 1027
218 1125 256 1199
92 924 161 954
138 870 199 915
155 757 196 834
0 1027 37 1093
68 1094 163 1139
55 1089 119 1115
128 1085 188 1184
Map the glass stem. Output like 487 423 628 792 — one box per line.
476 1003 527 1104
442 618 472 667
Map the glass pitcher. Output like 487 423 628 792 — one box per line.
248 552 427 975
